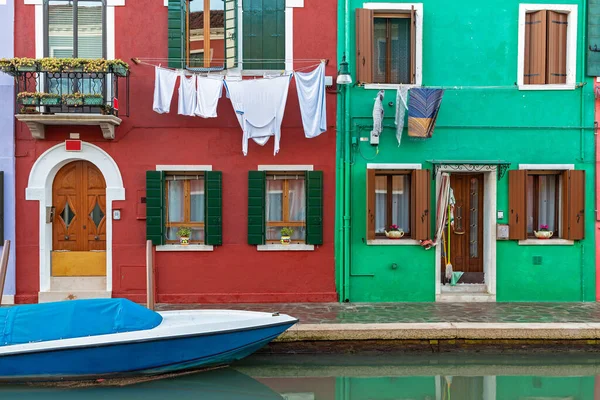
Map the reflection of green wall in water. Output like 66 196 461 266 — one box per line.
496 376 595 400
337 0 596 302
336 376 436 400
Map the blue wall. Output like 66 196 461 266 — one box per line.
0 0 16 300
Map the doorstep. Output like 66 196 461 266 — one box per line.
38 290 111 303
436 292 496 302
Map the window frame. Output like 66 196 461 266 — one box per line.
526 170 561 239
517 3 578 91
265 171 307 244
361 2 423 89
373 170 412 239
164 172 206 244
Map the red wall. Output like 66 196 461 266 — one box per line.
14 1 338 303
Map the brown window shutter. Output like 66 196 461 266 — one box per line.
410 6 416 84
411 169 430 241
356 8 374 84
366 169 376 240
564 170 585 240
546 11 568 84
508 170 527 240
524 11 547 85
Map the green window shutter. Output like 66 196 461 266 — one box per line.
168 0 187 68
0 172 4 243
305 171 323 245
205 171 223 246
248 171 266 245
224 0 239 69
242 0 285 70
146 171 165 246
588 0 600 76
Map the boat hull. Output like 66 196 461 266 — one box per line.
0 322 294 382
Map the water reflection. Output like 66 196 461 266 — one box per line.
3 354 600 399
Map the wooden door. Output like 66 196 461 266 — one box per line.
442 173 484 284
52 161 106 276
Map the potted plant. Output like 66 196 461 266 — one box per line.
40 58 65 73
19 106 39 115
385 224 405 239
13 57 38 71
534 224 553 239
39 92 61 106
84 58 108 73
176 227 192 245
280 227 294 245
17 92 39 105
0 58 14 74
63 58 85 72
84 94 104 106
99 104 115 115
108 59 129 77
63 92 84 106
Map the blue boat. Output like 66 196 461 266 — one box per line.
0 299 297 382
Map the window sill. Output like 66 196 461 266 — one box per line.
363 83 420 90
518 84 576 91
156 245 214 252
257 244 315 251
518 239 574 246
367 239 421 246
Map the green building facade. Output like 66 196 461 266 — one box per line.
336 0 597 302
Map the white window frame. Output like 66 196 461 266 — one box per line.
155 164 214 252
366 163 421 245
517 4 578 91
257 164 314 251
362 2 423 90
517 163 575 245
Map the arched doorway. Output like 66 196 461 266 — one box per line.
52 161 107 276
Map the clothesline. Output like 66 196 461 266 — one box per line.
131 58 325 74
365 83 587 90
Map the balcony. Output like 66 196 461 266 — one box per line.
2 58 130 140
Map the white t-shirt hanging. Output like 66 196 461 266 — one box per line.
178 71 198 116
152 67 178 114
295 62 327 138
195 76 223 118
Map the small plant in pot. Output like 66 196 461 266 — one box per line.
39 92 61 106
385 224 404 239
17 92 39 105
280 227 294 245
534 224 553 239
63 92 84 106
176 227 192 245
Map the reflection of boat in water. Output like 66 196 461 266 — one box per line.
0 299 297 381
0 368 285 400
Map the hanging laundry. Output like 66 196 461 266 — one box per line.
370 90 385 141
295 62 327 138
178 72 198 116
195 76 224 118
152 67 178 114
225 75 292 156
408 88 444 138
394 87 409 146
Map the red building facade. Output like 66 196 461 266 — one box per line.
13 0 337 304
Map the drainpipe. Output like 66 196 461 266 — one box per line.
342 0 351 302
581 0 588 162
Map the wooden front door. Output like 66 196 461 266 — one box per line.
442 173 484 284
52 161 106 276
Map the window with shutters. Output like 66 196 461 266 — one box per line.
165 173 206 244
172 0 287 71
366 167 430 243
509 167 585 242
518 4 578 89
266 172 306 243
356 3 422 86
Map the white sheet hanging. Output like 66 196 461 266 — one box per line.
395 87 409 146
178 72 198 116
153 67 178 114
195 76 224 118
225 75 292 156
295 62 327 138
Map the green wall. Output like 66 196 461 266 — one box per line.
337 0 596 302
496 376 595 400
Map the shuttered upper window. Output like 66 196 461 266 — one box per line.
509 169 585 241
518 4 577 89
169 0 285 71
356 4 422 86
366 168 430 242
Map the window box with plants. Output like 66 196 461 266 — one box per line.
13 57 38 72
40 58 65 73
63 93 85 106
0 58 14 74
84 94 104 106
63 59 85 73
17 92 39 106
108 60 129 77
39 93 61 106
176 227 192 245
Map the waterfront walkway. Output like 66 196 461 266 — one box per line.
157 302 600 348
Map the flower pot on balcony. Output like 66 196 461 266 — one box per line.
111 65 128 77
84 96 104 106
40 96 61 106
16 65 37 72
18 97 38 106
64 97 83 106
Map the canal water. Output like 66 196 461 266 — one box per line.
2 353 600 399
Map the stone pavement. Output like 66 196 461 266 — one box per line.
157 302 600 324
